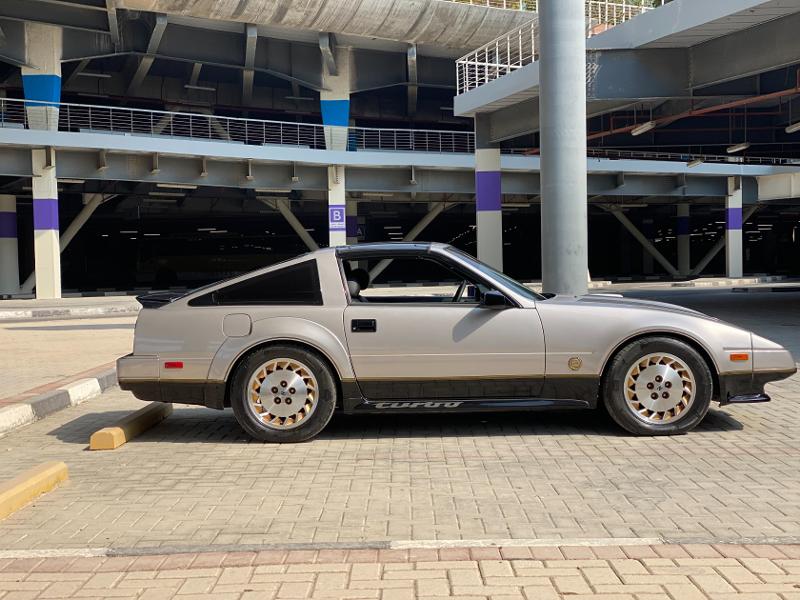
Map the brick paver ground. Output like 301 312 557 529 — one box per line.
0 372 799 551
2 544 799 599
2 290 800 597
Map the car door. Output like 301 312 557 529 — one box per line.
342 257 546 401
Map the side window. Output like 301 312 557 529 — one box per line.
190 260 322 306
343 256 491 304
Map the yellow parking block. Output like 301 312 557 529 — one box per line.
0 461 69 521
89 402 173 450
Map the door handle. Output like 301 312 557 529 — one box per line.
351 319 377 333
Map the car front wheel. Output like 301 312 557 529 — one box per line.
230 345 337 443
602 337 713 436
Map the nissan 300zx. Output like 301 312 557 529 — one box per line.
117 242 796 442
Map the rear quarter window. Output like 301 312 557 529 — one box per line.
188 259 323 306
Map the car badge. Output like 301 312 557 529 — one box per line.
568 357 583 371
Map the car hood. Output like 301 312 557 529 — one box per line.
544 293 717 321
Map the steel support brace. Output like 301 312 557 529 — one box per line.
368 201 451 281
689 205 760 276
603 206 680 278
20 193 112 293
259 198 319 252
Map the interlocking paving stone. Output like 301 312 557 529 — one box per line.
0 545 798 599
0 371 798 551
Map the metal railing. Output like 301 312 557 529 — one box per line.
456 0 664 93
446 0 664 14
585 148 800 167
501 147 800 167
0 98 475 154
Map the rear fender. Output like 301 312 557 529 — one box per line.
208 316 354 383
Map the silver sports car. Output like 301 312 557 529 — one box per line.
117 242 796 442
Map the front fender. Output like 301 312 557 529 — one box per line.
208 315 355 383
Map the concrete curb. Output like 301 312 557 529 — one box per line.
90 402 173 450
0 461 69 521
0 369 117 438
0 304 140 322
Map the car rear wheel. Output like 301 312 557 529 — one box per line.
230 345 337 443
602 337 713 436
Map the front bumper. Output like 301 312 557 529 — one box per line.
718 366 797 406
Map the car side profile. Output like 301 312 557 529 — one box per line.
117 242 796 442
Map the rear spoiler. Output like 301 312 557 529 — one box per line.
136 290 186 308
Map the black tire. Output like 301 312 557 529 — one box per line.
230 344 337 443
602 336 713 436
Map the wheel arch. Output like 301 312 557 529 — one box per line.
599 331 720 401
223 338 344 409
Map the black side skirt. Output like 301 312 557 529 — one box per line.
341 377 600 414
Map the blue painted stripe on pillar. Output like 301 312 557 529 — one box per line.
0 211 16 238
22 74 61 106
321 99 350 127
329 205 346 231
33 198 59 230
676 216 690 236
475 171 501 212
726 208 742 230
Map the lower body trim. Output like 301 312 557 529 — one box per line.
119 380 226 410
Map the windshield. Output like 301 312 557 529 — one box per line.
445 247 544 301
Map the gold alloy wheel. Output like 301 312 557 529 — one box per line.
246 358 318 430
623 352 696 424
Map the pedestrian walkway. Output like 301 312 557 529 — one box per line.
2 543 798 599
0 316 134 400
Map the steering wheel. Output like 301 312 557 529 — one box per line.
452 279 470 303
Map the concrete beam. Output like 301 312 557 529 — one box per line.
0 0 109 33
113 0 533 52
691 11 800 90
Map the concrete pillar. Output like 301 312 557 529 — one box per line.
321 48 351 151
726 177 743 278
328 165 347 247
474 116 503 270
32 147 61 299
539 0 588 296
346 199 358 245
0 195 19 295
22 23 62 131
677 203 690 277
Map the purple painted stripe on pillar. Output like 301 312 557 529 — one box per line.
475 171 501 212
726 207 742 230
0 211 16 238
676 216 690 236
33 198 59 230
346 215 358 237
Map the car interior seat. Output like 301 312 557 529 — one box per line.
347 268 371 302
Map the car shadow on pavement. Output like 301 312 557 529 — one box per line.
47 410 142 445
47 405 743 445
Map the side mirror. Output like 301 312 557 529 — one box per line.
481 290 509 309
